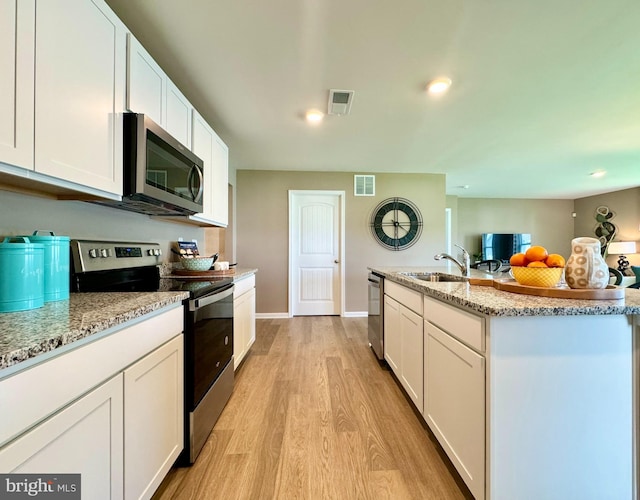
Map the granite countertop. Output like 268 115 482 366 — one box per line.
371 266 640 317
0 291 189 373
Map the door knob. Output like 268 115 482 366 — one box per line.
334 259 339 264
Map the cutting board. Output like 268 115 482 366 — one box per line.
173 268 236 277
492 280 624 300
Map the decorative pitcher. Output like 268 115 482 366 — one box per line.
565 237 609 289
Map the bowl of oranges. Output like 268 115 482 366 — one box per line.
509 246 565 288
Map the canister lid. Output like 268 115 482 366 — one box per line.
0 236 45 250
21 230 70 243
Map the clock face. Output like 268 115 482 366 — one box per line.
370 197 423 251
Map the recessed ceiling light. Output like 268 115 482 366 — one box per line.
590 170 606 178
305 109 324 124
426 77 452 95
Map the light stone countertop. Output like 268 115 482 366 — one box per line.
371 266 640 317
0 291 189 373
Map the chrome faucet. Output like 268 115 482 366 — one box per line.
434 244 471 277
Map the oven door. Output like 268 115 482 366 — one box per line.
185 284 234 410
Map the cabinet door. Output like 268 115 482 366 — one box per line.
166 80 193 148
34 0 125 195
0 374 124 500
383 295 401 373
210 132 229 226
424 321 485 500
126 33 165 125
400 304 423 412
192 109 228 226
233 289 249 369
124 335 183 500
247 287 256 349
0 0 34 169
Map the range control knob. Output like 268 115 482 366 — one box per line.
155 249 162 256
100 248 109 258
147 249 154 256
88 248 98 258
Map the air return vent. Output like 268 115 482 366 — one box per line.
354 175 375 196
328 89 355 115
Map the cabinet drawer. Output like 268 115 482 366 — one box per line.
385 280 422 316
234 274 255 297
424 296 484 352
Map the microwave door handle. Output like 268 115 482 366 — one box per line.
188 165 204 202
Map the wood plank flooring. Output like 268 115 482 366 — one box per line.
153 317 471 500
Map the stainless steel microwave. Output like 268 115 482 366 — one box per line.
96 113 204 216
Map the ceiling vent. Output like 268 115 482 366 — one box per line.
354 175 375 196
328 89 355 115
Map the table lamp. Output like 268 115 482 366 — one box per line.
607 241 637 274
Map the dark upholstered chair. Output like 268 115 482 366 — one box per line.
471 259 503 272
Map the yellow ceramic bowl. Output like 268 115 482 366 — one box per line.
511 266 564 288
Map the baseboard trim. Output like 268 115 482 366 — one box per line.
256 312 368 319
256 312 290 319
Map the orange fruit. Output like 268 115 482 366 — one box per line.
545 254 566 268
509 253 528 267
527 261 548 268
525 245 549 262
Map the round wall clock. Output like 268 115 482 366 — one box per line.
370 197 423 251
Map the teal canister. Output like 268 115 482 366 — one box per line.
22 231 70 302
0 237 45 312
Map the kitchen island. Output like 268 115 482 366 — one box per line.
371 266 640 500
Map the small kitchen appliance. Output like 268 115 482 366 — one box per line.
92 113 204 216
368 272 384 361
70 239 234 465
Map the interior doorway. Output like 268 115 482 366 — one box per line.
288 190 345 316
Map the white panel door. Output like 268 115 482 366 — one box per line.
0 0 34 170
290 191 343 316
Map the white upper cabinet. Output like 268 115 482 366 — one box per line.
126 33 165 126
191 109 229 227
0 0 34 170
34 0 126 195
166 80 193 149
127 33 193 149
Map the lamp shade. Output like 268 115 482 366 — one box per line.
607 241 636 255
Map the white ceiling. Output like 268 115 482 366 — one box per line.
105 0 640 199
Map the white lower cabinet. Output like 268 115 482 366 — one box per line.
383 286 424 413
233 275 256 369
0 306 184 500
424 321 485 500
399 304 423 412
124 335 183 500
0 374 124 500
383 295 401 373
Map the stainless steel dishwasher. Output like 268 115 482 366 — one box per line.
368 272 384 361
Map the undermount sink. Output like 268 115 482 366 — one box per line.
399 272 468 283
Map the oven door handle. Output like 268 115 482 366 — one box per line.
189 284 234 311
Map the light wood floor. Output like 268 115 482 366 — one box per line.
153 317 470 500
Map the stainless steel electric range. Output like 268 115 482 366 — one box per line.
70 239 234 465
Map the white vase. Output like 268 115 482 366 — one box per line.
565 237 609 289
